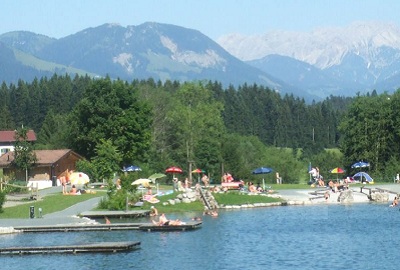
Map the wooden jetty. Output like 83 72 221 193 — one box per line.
80 210 150 219
139 221 202 232
14 221 202 233
14 223 144 233
0 241 140 255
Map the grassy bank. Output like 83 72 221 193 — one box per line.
0 192 105 219
0 184 314 218
137 189 284 214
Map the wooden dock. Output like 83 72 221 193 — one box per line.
80 210 150 219
0 241 140 255
14 223 144 233
139 221 202 232
14 221 202 233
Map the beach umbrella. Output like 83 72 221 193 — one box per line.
165 166 183 179
330 167 345 180
252 167 273 189
191 168 205 183
148 173 166 194
131 178 151 186
148 173 167 182
330 167 344 174
166 166 183 173
252 167 273 175
192 168 205 173
351 161 370 170
122 165 141 172
353 172 374 183
69 172 90 185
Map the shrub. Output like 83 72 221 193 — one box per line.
0 191 6 213
99 190 141 210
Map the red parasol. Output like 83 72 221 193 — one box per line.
165 166 183 179
165 166 183 173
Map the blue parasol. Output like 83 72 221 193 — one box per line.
252 167 273 189
122 165 142 172
351 161 370 169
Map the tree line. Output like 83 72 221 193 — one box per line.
2 74 397 183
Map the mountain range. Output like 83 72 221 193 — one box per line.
2 21 400 100
218 21 400 98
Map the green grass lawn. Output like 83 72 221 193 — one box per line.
0 192 105 219
269 184 312 190
213 191 283 205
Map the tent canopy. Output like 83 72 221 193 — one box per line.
353 172 373 182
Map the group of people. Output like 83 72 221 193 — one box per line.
222 172 234 182
149 205 217 226
173 177 194 192
152 213 186 226
65 184 94 195
248 182 264 193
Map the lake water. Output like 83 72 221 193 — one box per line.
0 202 398 270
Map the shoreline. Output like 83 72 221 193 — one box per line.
1 184 399 229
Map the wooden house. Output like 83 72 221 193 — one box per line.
0 149 84 182
0 130 36 156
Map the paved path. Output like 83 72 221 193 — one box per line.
277 183 400 201
0 187 104 227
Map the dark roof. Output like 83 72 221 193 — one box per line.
0 130 36 142
0 149 83 167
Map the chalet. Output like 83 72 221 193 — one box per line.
0 149 84 184
0 130 37 155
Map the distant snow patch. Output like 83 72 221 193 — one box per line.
113 53 133 73
160 35 227 68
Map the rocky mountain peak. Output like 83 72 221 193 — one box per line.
217 21 400 69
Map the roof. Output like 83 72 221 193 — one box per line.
0 149 83 167
0 130 37 142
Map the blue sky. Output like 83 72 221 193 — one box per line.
2 0 400 40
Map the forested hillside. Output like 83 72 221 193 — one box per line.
4 74 397 183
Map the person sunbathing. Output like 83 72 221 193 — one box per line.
152 213 186 226
248 182 259 193
169 219 186 226
150 206 158 216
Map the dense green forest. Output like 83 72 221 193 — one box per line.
1 74 399 183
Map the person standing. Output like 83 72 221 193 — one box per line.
173 177 178 192
276 172 282 184
201 174 209 187
60 176 67 194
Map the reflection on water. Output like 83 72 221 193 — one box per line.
0 203 398 270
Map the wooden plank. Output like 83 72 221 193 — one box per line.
139 221 202 232
80 210 150 219
0 241 140 255
375 188 399 195
14 223 146 233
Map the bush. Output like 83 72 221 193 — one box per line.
0 191 6 213
4 181 29 194
99 190 141 210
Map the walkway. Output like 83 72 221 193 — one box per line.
278 183 400 202
0 186 104 227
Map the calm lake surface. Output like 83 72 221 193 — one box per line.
0 203 398 270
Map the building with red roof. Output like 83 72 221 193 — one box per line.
0 130 37 155
0 149 84 183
